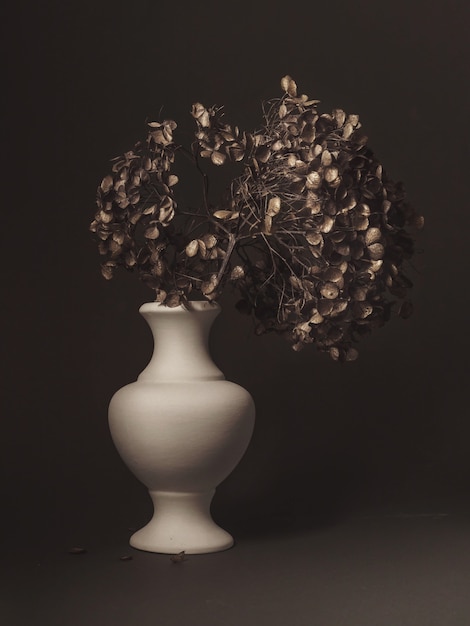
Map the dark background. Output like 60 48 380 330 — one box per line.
3 1 470 624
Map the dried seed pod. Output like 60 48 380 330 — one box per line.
305 231 322 246
155 289 167 303
317 299 334 316
129 211 142 225
347 114 360 127
230 265 245 280
213 210 239 220
357 203 371 216
125 250 137 267
144 223 160 240
176 276 190 289
367 243 385 260
211 151 226 166
143 204 157 215
329 346 340 360
350 240 365 260
185 239 199 258
353 215 369 231
320 216 335 233
112 231 125 245
329 231 346 244
229 145 245 161
323 267 343 283
335 242 350 257
100 175 114 193
350 285 368 301
324 166 339 184
365 227 382 246
165 293 182 307
267 197 281 216
159 202 175 225
288 275 301 290
281 75 297 96
255 146 271 163
201 274 218 295
320 282 340 299
191 103 210 126
306 171 322 189
332 109 346 127
354 301 373 318
342 122 354 139
262 215 273 234
301 123 315 143
201 233 217 249
331 299 348 316
321 149 333 166
286 154 297 168
101 264 114 280
309 310 324 324
98 210 114 224
197 239 207 257
324 199 338 216
152 259 166 277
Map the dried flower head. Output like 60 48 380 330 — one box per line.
91 76 423 359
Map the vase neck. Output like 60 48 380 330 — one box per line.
137 302 225 383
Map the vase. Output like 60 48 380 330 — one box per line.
108 300 255 554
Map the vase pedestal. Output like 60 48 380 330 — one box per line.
130 490 233 554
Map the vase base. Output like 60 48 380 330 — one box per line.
129 490 234 554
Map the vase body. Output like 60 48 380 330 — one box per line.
108 301 255 554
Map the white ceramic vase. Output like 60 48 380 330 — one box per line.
108 301 255 554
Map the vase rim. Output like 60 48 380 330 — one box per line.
139 300 221 315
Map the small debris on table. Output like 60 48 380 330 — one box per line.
68 547 87 555
170 550 186 563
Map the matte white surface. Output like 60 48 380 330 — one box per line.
108 302 255 553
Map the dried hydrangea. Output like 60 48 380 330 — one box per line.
91 76 423 359
90 118 226 306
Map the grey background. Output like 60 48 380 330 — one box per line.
3 1 470 624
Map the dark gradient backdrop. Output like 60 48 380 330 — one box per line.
3 0 469 554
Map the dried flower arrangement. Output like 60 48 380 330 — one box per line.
90 75 423 361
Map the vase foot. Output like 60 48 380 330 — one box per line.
129 490 234 554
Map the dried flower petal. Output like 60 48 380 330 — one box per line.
368 242 385 260
305 231 322 246
230 265 245 280
365 227 382 245
185 240 199 257
281 75 297 97
320 282 340 299
144 224 160 240
267 197 281 216
211 151 226 166
100 175 113 193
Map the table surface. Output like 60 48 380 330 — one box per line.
3 509 470 626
